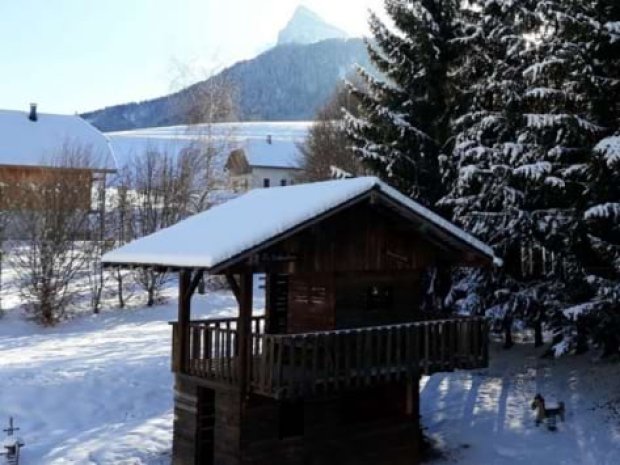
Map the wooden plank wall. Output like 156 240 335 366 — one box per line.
262 202 439 275
0 165 93 210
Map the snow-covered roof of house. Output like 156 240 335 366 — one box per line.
239 139 301 169
0 108 116 171
103 176 499 272
107 121 309 169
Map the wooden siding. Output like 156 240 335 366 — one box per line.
174 378 423 465
257 202 440 275
0 165 94 210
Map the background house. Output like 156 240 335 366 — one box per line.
225 135 303 191
0 104 117 211
107 121 308 193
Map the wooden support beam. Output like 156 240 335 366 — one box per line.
226 273 241 305
237 271 253 402
187 270 204 299
177 270 192 374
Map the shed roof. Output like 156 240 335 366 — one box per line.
103 177 499 272
0 109 116 171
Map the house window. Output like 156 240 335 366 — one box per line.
280 179 287 186
263 178 270 188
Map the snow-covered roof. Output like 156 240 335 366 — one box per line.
108 121 311 141
103 177 498 271
241 139 301 169
108 121 309 169
0 109 116 171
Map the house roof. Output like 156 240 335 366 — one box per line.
0 109 117 171
102 177 499 272
108 121 309 169
242 139 302 169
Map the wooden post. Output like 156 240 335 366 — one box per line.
177 269 192 373
238 271 253 401
406 372 422 463
264 272 273 333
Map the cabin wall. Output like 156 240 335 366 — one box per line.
264 203 442 333
334 271 422 329
174 375 422 465
266 202 439 275
285 271 423 332
232 384 420 465
287 273 335 333
0 165 93 210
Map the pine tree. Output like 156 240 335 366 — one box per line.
439 0 557 348
345 0 459 206
570 0 620 356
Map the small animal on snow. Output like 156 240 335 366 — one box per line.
531 393 565 431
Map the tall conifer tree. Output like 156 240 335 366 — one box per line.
345 0 459 206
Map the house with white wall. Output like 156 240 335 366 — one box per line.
225 135 303 192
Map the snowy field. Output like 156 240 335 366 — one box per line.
1 284 619 464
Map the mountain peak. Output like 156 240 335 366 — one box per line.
277 5 348 46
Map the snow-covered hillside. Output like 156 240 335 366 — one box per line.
1 283 618 464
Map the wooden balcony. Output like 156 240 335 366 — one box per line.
171 316 489 399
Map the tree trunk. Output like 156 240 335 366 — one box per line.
503 315 514 349
146 270 156 307
534 318 543 348
602 333 619 358
147 287 155 307
117 270 125 308
197 273 205 295
575 318 588 354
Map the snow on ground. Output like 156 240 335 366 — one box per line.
422 342 620 465
0 280 263 465
1 282 619 464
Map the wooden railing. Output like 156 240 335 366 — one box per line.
171 316 264 379
171 316 488 399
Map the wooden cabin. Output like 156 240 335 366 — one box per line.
0 105 116 212
103 177 498 465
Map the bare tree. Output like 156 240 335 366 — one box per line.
170 63 239 293
0 183 8 315
298 80 365 182
108 179 133 308
122 148 201 306
171 63 238 212
169 59 239 126
7 146 97 325
85 169 114 314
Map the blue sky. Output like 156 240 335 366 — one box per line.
0 0 383 115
